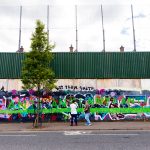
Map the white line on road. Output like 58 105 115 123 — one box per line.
64 131 139 136
1 130 150 134
87 134 139 136
64 131 85 135
0 134 37 137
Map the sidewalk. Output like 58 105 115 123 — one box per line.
1 121 150 132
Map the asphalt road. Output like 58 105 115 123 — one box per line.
0 130 150 150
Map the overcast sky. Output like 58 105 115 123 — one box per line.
0 0 150 52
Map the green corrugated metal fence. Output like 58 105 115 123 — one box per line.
0 52 150 79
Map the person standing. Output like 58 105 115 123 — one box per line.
84 101 91 126
70 100 78 126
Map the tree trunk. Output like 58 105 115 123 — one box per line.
33 85 41 128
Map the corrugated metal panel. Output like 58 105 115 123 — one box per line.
0 53 25 79
0 52 150 79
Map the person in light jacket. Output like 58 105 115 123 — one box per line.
70 100 78 126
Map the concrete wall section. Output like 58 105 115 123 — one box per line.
0 79 143 91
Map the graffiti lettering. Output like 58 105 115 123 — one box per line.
57 85 94 91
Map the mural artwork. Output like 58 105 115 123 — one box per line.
0 87 150 122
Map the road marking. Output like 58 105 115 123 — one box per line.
64 131 86 135
89 134 139 136
1 130 150 134
64 131 139 136
0 134 37 137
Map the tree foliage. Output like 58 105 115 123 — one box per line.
21 20 56 91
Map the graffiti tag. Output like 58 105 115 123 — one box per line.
57 85 94 91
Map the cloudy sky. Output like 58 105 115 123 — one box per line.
0 0 150 52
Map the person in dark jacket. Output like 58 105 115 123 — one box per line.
84 101 91 126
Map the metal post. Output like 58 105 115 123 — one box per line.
18 6 22 51
75 5 78 52
131 5 136 52
101 5 105 52
47 5 49 44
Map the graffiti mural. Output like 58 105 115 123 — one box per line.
0 88 150 122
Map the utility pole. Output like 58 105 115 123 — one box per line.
47 5 49 44
101 5 105 52
131 4 136 52
18 6 22 51
75 5 78 52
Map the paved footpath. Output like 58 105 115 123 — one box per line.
1 121 150 132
